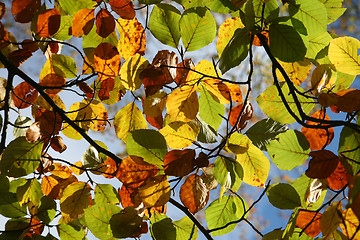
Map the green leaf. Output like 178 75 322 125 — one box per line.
245 0 279 24
58 0 96 15
173 216 198 240
53 15 73 41
0 137 43 177
94 184 121 205
0 175 9 193
288 0 327 35
320 0 346 24
208 0 237 13
219 28 249 73
173 0 205 9
214 156 243 191
332 71 356 93
110 206 142 239
338 125 360 175
150 213 176 240
246 118 288 151
17 178 42 206
256 83 315 124
199 86 224 131
83 25 118 49
149 4 181 48
267 183 302 209
269 21 307 62
196 117 217 143
127 129 168 166
57 223 85 240
84 203 121 240
306 31 332 59
37 196 57 224
267 130 310 171
205 195 248 236
51 54 78 78
82 141 108 169
0 192 27 218
180 7 216 51
13 116 32 139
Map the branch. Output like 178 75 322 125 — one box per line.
0 71 14 153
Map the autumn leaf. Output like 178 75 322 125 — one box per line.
166 85 198 122
109 0 135 19
72 9 95 37
119 184 139 208
159 121 200 149
96 8 115 38
143 90 167 118
13 81 38 109
36 9 61 38
305 150 339 179
39 73 66 95
175 59 194 85
296 210 322 237
164 149 195 177
327 160 351 190
340 208 360 239
146 114 164 130
94 42 121 80
217 17 244 57
320 201 342 239
120 53 149 91
180 174 209 214
12 0 41 23
276 58 311 85
138 175 171 208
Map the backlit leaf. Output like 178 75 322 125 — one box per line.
138 175 171 208
94 42 121 80
202 79 242 104
328 36 360 75
117 18 146 60
320 201 342 239
213 156 243 191
109 0 135 19
327 161 351 190
96 9 115 38
338 121 360 175
166 85 198 122
217 17 244 57
72 9 95 37
295 210 322 237
199 85 224 131
159 121 200 149
143 90 167 118
321 0 346 24
267 183 301 209
57 223 85 240
94 184 121 205
306 31 332 59
39 73 66 95
173 216 198 240
17 178 42 206
164 149 195 177
0 192 26 218
110 207 142 238
12 0 41 23
180 7 216 52
340 208 360 239
186 60 221 85
276 58 311 85
305 150 339 179
58 0 95 16
36 9 61 38
119 53 150 91
267 130 310 171
150 213 176 240
13 81 38 109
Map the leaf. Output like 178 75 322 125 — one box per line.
219 28 249 73
328 37 360 75
138 175 171 208
199 85 224 131
12 0 41 23
83 25 118 49
119 53 150 91
214 156 243 192
320 201 342 239
117 18 146 60
84 203 121 240
276 58 311 85
109 0 135 19
321 0 346 24
226 132 251 155
58 0 95 16
96 9 115 38
338 124 360 175
166 85 198 122
53 15 73 41
114 102 147 142
340 208 360 239
60 182 91 222
13 81 38 109
143 90 167 118
94 184 121 205
349 174 360 221
17 178 42 206
295 210 322 237
173 216 198 240
180 7 216 52
180 174 209 214
0 192 27 218
305 150 339 179
205 195 248 236
164 149 195 177
94 42 121 80
202 79 242 104
149 4 181 48
40 73 66 95
306 31 332 59
57 223 85 240
37 196 56 224
49 54 78 79
256 83 315 124
110 207 143 238
267 130 310 171
0 137 43 177
246 118 288 151
267 183 301 209
327 160 351 190
13 116 32 139
36 9 61 38
72 9 95 37
126 129 168 166
159 121 200 149
150 213 176 240
117 156 159 188
217 17 244 57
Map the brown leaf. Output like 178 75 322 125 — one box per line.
0 2 5 20
13 81 38 109
72 9 95 37
96 8 115 38
164 149 195 177
195 152 209 168
296 210 322 237
21 39 39 52
109 0 135 19
305 150 339 179
50 136 67 153
12 0 41 23
140 67 167 96
26 121 42 143
36 8 61 38
146 114 163 130
175 59 195 85
34 110 63 138
179 174 209 214
333 89 360 113
152 50 178 81
301 110 334 150
98 77 115 101
327 160 351 190
7 48 33 67
117 156 160 188
0 23 9 49
77 82 94 99
40 73 66 95
119 184 139 208
94 42 121 80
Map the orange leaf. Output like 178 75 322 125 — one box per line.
119 184 139 208
70 161 84 176
42 174 78 200
138 175 171 208
94 42 121 80
13 81 38 109
12 0 41 23
305 150 339 179
117 18 146 60
229 102 253 130
40 73 66 95
96 8 115 38
72 9 95 37
327 160 351 190
203 79 242 104
0 23 9 49
24 218 44 238
34 110 63 138
49 163 73 179
340 208 360 239
179 174 209 214
175 59 194 85
109 0 135 19
301 110 334 150
253 31 269 46
41 175 59 196
98 77 115 101
164 149 195 177
117 156 160 188
0 2 5 20
102 157 118 179
296 210 322 237
146 114 163 130
36 8 61 38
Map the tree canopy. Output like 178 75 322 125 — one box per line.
0 0 359 239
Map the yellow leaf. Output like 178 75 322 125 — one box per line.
114 102 147 142
235 144 269 187
94 42 121 81
217 17 244 57
203 79 242 104
159 121 199 149
328 37 360 76
49 163 73 179
138 175 171 208
60 182 91 223
119 53 149 90
226 132 251 154
117 18 146 60
340 208 360 239
143 90 167 118
186 60 221 85
320 201 342 240
166 85 198 122
70 161 84 175
276 58 311 86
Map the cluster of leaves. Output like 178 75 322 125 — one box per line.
0 0 359 239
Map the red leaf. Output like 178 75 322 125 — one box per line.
327 160 352 190
175 59 194 85
109 0 135 19
119 184 139 208
0 23 9 49
296 210 322 237
39 73 66 95
50 136 67 153
12 0 41 23
7 48 33 67
195 152 209 168
13 81 38 109
146 114 163 130
98 77 115 101
305 150 339 179
77 82 94 99
96 8 115 38
36 8 61 38
0 2 5 20
164 149 195 177
21 39 39 53
72 9 95 37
